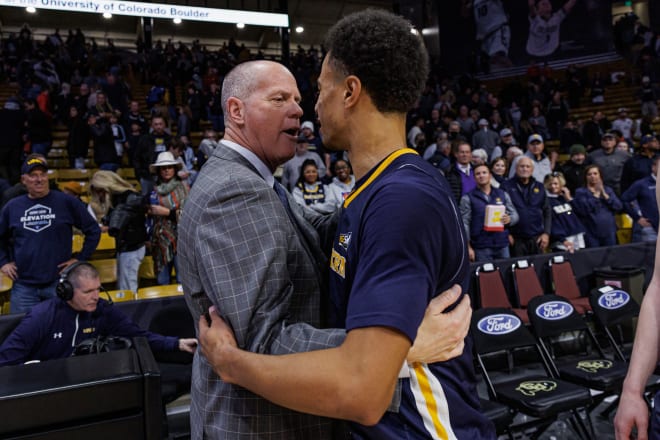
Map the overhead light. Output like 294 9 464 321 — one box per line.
103 12 112 18
26 6 36 13
236 22 245 29
173 17 182 24
295 26 304 33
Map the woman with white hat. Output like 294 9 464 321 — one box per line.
148 151 189 285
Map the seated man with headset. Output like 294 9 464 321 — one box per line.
0 262 197 366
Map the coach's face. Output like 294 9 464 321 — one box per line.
242 63 303 170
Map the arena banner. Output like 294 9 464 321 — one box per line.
0 0 289 26
440 0 614 73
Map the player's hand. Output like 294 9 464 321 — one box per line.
178 338 198 353
0 262 18 281
407 285 471 364
537 233 549 250
614 390 649 440
198 307 240 382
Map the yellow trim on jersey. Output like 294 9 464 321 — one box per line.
343 148 419 209
412 364 449 439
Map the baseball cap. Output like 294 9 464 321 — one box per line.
617 107 628 114
499 128 512 137
301 121 314 131
640 134 655 145
478 118 489 126
569 144 586 155
21 156 48 174
602 131 616 139
527 133 543 144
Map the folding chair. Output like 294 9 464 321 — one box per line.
511 259 545 313
527 294 628 416
472 307 593 439
476 263 528 323
589 285 641 362
547 255 591 314
479 398 515 439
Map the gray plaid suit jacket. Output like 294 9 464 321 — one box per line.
179 143 346 439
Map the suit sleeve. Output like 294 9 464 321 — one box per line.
188 181 345 356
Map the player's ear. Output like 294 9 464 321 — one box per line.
343 75 361 108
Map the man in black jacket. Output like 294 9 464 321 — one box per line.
134 115 171 195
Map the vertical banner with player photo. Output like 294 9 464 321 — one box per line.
439 0 615 74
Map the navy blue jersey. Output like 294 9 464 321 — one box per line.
329 149 495 439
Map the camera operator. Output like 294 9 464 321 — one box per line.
0 262 197 366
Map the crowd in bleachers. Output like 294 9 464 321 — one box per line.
0 22 658 301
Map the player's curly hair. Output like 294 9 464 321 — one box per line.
323 9 429 114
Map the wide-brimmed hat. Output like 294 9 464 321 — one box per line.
149 151 183 174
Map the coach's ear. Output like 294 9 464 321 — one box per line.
226 97 245 125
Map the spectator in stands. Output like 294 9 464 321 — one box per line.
24 98 51 156
445 141 476 203
0 155 100 313
88 112 119 172
509 134 554 183
298 120 329 179
502 156 551 256
559 117 584 154
471 118 499 159
457 104 476 138
66 105 90 169
611 107 636 147
528 105 549 140
424 137 452 173
0 262 196 366
491 127 515 161
545 91 569 140
639 75 659 120
148 151 189 285
175 105 192 138
407 116 425 149
561 144 588 194
0 97 25 184
621 155 660 243
582 110 610 152
123 100 146 132
280 138 326 192
291 159 340 214
460 163 518 262
573 164 623 247
134 115 171 195
587 131 630 195
206 82 224 132
490 157 508 188
89 171 147 293
471 148 489 166
544 171 585 253
590 71 606 104
328 159 355 203
197 129 219 167
621 134 659 193
184 83 203 132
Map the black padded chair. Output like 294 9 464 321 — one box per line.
472 307 593 439
148 303 195 404
527 294 628 411
589 285 641 362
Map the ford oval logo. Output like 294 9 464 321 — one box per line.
477 314 522 335
598 290 630 310
535 301 574 320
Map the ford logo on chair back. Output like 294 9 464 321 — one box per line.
597 290 630 310
535 301 574 320
477 314 522 335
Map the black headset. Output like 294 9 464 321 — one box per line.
56 261 101 301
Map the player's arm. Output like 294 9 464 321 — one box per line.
199 309 409 425
615 169 660 440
